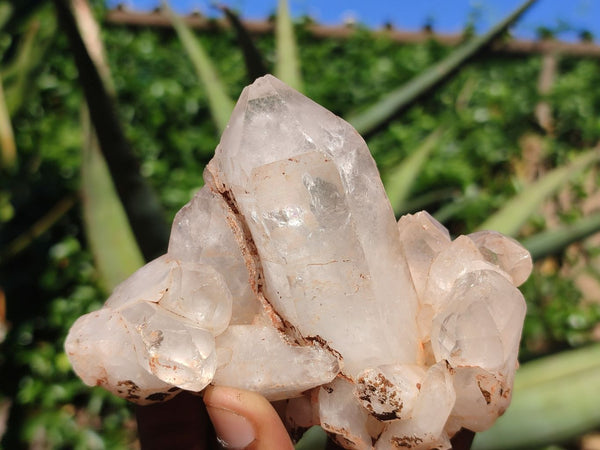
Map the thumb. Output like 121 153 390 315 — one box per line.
203 385 294 450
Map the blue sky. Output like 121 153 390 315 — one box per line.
106 0 600 42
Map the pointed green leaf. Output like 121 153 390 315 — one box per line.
384 127 444 215
515 344 600 389
476 149 600 236
69 0 113 92
0 4 12 31
295 425 327 450
81 112 144 291
0 77 16 169
347 0 537 135
522 212 600 260
393 188 458 217
1 0 47 34
432 186 482 224
54 0 170 261
473 344 600 450
0 195 76 265
220 5 268 82
163 1 234 132
3 18 54 116
275 0 302 92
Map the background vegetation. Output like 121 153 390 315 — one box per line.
0 0 599 448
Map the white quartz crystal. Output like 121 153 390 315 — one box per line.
213 323 340 401
65 75 532 448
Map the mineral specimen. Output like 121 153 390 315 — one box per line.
65 75 532 449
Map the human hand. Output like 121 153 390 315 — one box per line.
203 385 294 450
136 386 473 449
136 386 294 450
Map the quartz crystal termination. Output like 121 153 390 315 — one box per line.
65 75 532 450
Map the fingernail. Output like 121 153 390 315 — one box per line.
206 406 255 449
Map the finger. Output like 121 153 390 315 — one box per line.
203 385 294 450
136 391 214 450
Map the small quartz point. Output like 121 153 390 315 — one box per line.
65 75 532 449
214 323 340 401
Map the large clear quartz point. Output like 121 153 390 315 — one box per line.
206 75 419 377
65 75 532 447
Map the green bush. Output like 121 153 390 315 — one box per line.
1 1 599 448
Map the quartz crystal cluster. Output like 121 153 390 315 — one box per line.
65 75 532 449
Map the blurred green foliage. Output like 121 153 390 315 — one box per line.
0 1 600 448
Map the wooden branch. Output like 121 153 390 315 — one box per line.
104 8 600 58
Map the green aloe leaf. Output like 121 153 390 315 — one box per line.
0 0 47 34
522 212 600 260
476 149 600 236
394 188 458 217
384 127 444 215
0 4 12 29
53 0 170 261
3 17 55 116
81 111 144 291
432 185 482 224
0 77 16 169
163 1 234 132
220 5 268 82
347 0 537 136
295 425 327 450
0 195 76 265
0 12 48 168
473 344 600 450
275 0 302 92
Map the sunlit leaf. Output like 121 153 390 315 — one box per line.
2 17 53 116
473 344 600 449
522 212 600 260
346 0 537 135
0 77 16 169
81 111 144 291
384 127 444 215
275 0 302 92
54 0 170 260
394 188 458 217
164 1 234 132
476 149 600 236
0 4 12 30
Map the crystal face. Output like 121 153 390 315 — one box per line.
65 75 532 449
